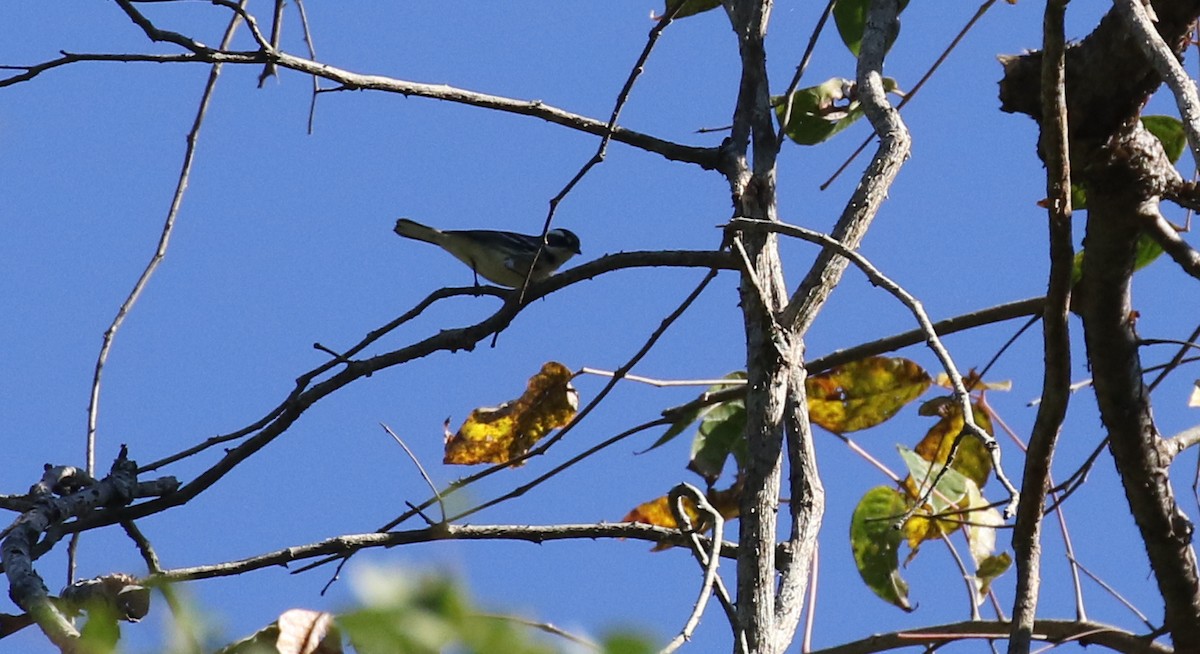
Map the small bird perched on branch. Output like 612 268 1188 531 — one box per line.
393 218 582 288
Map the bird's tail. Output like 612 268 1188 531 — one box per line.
393 218 444 245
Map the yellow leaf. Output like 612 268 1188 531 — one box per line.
912 399 993 488
444 362 578 465
807 357 931 433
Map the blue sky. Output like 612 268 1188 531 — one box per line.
3 2 1198 652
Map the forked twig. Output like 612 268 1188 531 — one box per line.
731 217 1021 518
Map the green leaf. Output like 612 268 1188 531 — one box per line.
849 486 913 611
1069 183 1088 211
602 631 657 654
341 571 554 654
775 78 862 146
687 398 747 482
1142 115 1187 164
1072 232 1165 285
899 445 969 508
976 552 1013 598
832 0 910 57
649 373 744 452
663 0 722 19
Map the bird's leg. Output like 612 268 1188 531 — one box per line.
470 259 481 287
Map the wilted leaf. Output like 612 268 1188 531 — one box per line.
832 0 910 57
1142 115 1188 164
661 0 721 19
623 485 740 550
277 609 342 654
850 486 913 611
219 610 342 654
958 479 1007 603
623 495 701 531
975 552 1013 598
444 362 578 465
688 398 747 482
807 356 931 433
912 399 993 488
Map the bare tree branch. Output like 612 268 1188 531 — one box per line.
780 0 911 337
1115 0 1200 164
1 48 719 169
3 451 140 651
147 523 742 584
1009 0 1074 650
1143 208 1200 280
807 619 1169 654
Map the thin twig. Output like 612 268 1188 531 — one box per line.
474 613 600 650
149 522 743 583
1067 556 1157 630
578 368 747 388
88 1 244 473
257 0 285 86
75 0 246 592
293 0 320 134
1147 323 1200 391
981 395 1087 621
805 619 1168 654
293 270 722 579
380 423 445 523
517 3 685 305
2 47 719 169
939 532 981 621
137 251 733 473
